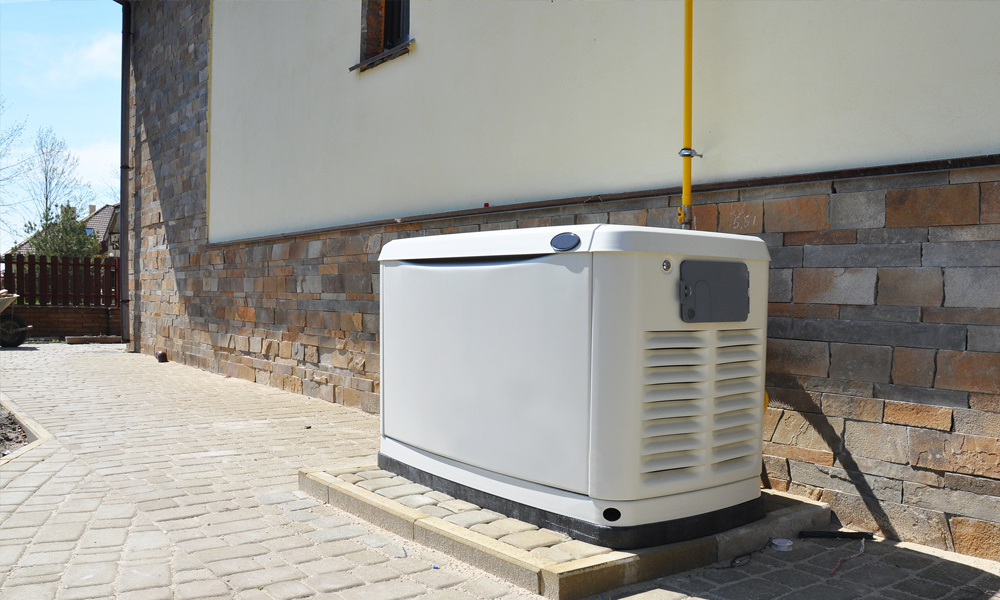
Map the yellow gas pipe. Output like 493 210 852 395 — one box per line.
678 0 697 229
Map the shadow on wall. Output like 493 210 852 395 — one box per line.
759 369 973 552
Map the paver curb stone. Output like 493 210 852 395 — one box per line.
0 391 53 466
301 467 836 600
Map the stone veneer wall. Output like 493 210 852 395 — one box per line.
129 1 999 559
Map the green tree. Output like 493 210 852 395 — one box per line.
28 204 102 258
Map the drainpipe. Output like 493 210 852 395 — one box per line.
677 0 700 230
119 0 132 344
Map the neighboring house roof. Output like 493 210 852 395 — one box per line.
9 204 119 256
82 204 119 243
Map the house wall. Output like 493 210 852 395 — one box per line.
129 1 1000 559
207 0 1000 243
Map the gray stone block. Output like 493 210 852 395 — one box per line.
793 268 876 305
922 242 1000 267
943 472 1000 497
740 181 832 201
755 232 785 248
968 326 1000 352
857 228 928 244
769 269 792 303
944 268 1000 308
830 191 886 230
802 244 921 268
928 224 1000 242
903 482 1000 523
788 461 902 503
843 421 909 465
829 343 892 383
952 408 1000 437
768 246 802 268
872 384 969 408
835 171 950 193
770 318 967 350
839 306 921 323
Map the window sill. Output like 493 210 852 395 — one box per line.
349 39 414 73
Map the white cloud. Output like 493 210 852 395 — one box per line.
10 30 120 94
48 31 121 86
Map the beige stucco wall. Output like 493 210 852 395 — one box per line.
208 0 1000 243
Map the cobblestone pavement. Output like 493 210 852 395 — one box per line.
2 344 999 600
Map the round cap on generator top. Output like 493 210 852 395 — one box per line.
550 232 581 252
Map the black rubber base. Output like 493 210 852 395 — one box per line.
378 453 766 550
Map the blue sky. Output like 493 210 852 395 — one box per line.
1 0 121 251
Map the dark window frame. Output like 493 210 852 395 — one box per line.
350 0 412 73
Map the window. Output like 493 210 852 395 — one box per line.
350 0 412 73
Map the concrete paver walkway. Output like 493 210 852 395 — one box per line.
1 344 530 600
2 343 999 600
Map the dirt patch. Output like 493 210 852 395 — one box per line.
0 406 29 457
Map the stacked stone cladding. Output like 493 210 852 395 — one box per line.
129 1 999 560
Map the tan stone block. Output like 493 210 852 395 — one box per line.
770 411 843 454
691 204 717 232
883 402 952 431
766 387 823 414
340 313 363 332
950 165 1000 184
764 195 829 232
339 387 379 414
949 517 1000 561
762 442 835 467
886 184 979 227
762 454 789 484
936 350 1000 394
877 268 943 307
717 201 763 234
608 210 646 226
766 339 829 377
844 421 908 464
762 408 782 441
891 347 936 387
908 429 1000 479
970 393 1000 413
821 394 883 422
954 408 1000 438
982 181 1000 224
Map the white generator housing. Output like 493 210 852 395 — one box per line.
379 225 770 547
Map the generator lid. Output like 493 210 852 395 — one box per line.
378 224 770 262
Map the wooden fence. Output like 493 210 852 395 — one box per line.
2 254 119 307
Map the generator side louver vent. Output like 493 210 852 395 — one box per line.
641 330 708 481
641 327 764 481
711 328 764 473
